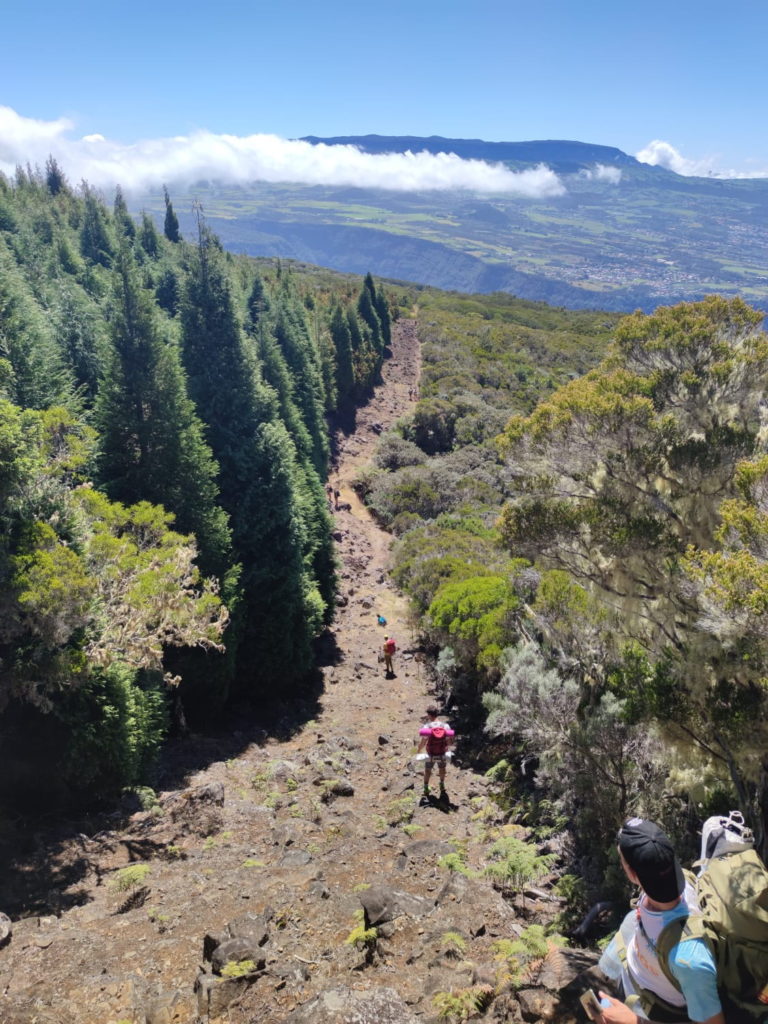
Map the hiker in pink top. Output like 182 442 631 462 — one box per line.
382 635 396 676
417 705 455 802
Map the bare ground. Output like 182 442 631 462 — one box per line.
0 320 580 1024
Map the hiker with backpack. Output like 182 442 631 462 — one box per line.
595 812 768 1024
417 706 455 802
382 635 396 676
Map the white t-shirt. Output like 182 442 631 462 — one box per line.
621 882 721 1022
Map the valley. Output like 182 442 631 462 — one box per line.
134 137 768 312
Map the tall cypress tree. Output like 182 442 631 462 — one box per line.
79 184 113 267
0 239 72 409
180 227 319 685
163 186 180 243
329 304 355 403
372 282 391 348
273 300 329 475
52 281 105 401
357 280 383 355
113 186 136 239
45 155 69 196
95 245 231 575
250 314 314 465
246 273 271 330
138 212 160 258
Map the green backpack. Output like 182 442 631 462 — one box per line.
654 847 768 1022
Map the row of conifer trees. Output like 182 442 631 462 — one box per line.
0 161 391 805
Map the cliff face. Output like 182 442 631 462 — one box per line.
0 319 601 1024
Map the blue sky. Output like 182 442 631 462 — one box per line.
2 0 767 187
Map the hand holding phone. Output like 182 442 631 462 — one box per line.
579 989 603 1020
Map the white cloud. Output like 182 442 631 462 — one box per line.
0 106 565 197
636 139 768 179
635 139 715 176
579 164 622 184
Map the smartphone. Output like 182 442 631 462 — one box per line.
579 989 603 1020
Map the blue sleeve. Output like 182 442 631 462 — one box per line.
668 937 722 1022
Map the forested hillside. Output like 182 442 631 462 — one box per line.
366 289 768 878
0 162 391 808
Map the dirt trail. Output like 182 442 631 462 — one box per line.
0 319 528 1024
321 317 427 729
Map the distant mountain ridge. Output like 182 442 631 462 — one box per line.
301 135 647 174
138 134 768 313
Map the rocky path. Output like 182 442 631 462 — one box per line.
0 320 587 1024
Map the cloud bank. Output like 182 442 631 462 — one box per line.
579 164 622 183
0 107 565 197
636 139 768 179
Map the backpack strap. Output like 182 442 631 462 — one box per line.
612 926 692 1023
655 913 711 993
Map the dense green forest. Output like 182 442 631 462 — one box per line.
362 288 768 884
0 162 391 807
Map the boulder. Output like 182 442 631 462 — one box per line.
516 988 562 1022
144 988 198 1024
163 782 225 836
196 969 262 1019
0 911 12 947
280 849 313 868
396 838 457 867
278 985 421 1023
537 947 600 992
211 937 267 974
204 911 271 973
360 884 435 927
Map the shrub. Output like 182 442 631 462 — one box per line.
110 863 150 892
220 959 256 978
345 909 378 951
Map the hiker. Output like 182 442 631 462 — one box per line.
333 488 341 509
596 818 725 1024
382 635 396 676
417 706 454 802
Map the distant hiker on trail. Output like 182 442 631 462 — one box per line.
377 614 387 626
333 488 341 509
382 635 396 676
417 706 454 803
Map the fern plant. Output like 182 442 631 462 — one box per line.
344 909 378 958
437 851 473 877
441 931 468 957
483 836 555 894
492 924 567 989
432 984 494 1022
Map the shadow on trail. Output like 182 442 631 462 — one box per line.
326 377 385 466
420 793 460 814
156 661 327 794
0 654 331 920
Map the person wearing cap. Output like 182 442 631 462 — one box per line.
596 818 724 1024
